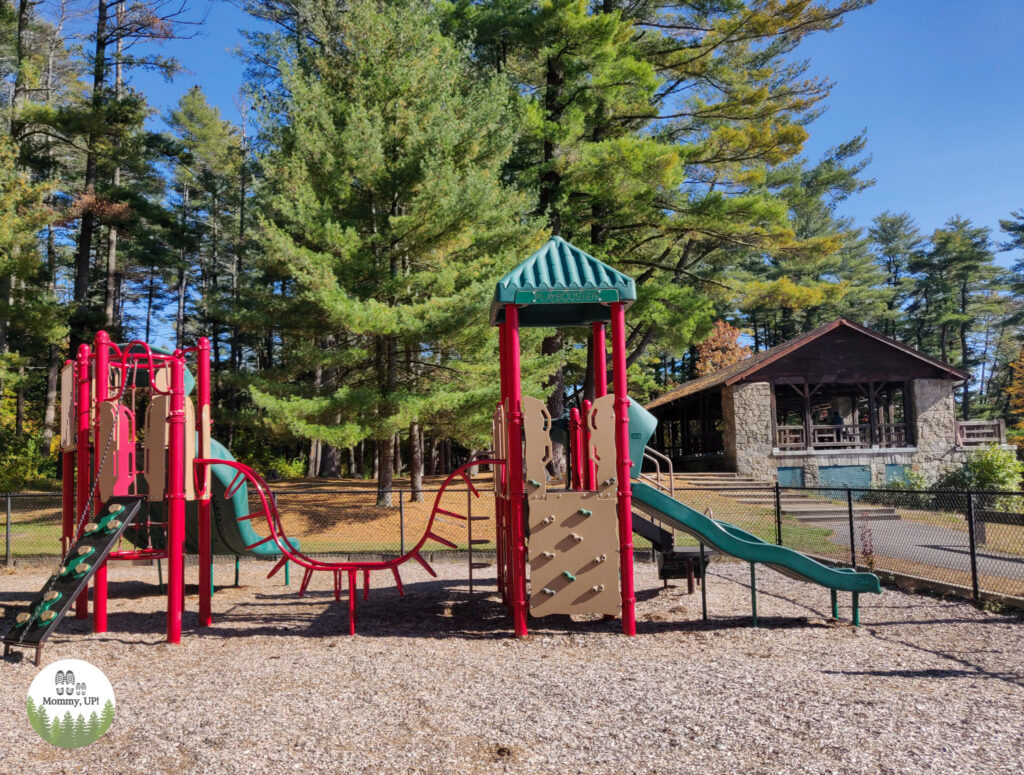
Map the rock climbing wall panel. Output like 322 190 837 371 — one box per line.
528 492 620 616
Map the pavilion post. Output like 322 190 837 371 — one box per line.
610 303 636 636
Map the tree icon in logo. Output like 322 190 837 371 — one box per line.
27 660 115 749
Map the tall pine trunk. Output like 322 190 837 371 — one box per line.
71 0 109 348
409 422 423 502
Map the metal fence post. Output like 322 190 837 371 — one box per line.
774 481 782 545
846 488 857 570
399 492 405 555
966 491 980 603
5 494 11 567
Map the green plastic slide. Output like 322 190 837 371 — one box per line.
632 481 880 594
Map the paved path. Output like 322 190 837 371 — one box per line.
792 516 1024 587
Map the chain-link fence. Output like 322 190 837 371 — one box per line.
5 483 1024 606
673 484 1024 604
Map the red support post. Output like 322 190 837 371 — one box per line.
592 322 607 398
74 344 92 619
569 407 583 490
166 350 187 644
496 322 508 602
610 303 636 636
92 331 111 633
582 398 594 490
197 337 213 627
504 304 528 637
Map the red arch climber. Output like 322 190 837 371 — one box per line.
193 457 503 634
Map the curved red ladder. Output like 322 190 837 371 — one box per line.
194 457 502 634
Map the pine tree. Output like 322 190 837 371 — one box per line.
98 699 115 737
249 0 540 501
908 216 1004 418
869 211 923 337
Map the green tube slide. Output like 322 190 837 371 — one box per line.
632 481 880 594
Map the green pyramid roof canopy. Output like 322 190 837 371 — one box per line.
490 236 637 327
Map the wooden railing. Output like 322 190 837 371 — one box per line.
956 419 1006 447
776 422 909 450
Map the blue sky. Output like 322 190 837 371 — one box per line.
131 0 1024 263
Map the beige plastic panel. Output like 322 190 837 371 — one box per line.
523 396 552 500
59 362 75 451
588 394 617 499
98 404 136 502
528 492 620 616
144 395 196 502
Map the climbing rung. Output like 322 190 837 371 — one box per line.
237 509 268 522
298 567 314 597
224 471 246 499
412 552 437 577
240 532 272 548
391 565 405 596
427 531 457 549
266 556 288 579
436 508 466 521
459 471 480 497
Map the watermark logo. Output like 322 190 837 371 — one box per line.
26 659 115 748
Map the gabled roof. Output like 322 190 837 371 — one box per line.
490 236 636 327
646 318 970 410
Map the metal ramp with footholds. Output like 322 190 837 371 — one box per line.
3 496 146 665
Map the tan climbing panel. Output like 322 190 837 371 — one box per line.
588 394 617 499
528 492 620 616
523 396 552 500
144 395 196 502
59 362 76 451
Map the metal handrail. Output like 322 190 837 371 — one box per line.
640 446 674 498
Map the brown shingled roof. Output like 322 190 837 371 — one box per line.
646 318 969 410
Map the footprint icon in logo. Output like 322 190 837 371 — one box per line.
54 670 65 696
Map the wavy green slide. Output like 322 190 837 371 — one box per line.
632 481 881 594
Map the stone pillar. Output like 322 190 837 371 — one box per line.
722 382 775 481
910 378 960 481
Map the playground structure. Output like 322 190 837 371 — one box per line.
4 236 881 662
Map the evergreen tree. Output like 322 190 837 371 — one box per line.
869 211 922 337
908 216 1003 418
250 0 540 502
99 699 115 736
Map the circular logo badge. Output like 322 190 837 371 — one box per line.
26 659 115 748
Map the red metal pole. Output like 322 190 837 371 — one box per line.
582 398 594 490
569 407 583 490
592 322 607 398
504 304 528 637
74 344 92 619
92 331 111 633
496 322 508 602
610 303 636 636
197 337 213 627
166 350 187 644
